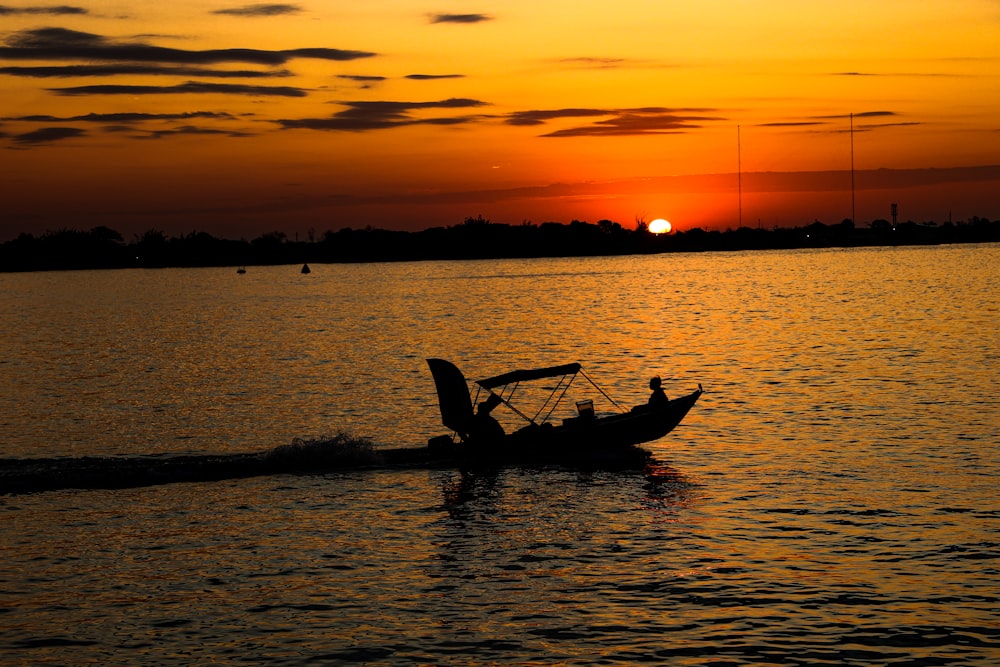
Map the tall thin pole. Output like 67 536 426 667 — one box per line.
737 125 742 228
850 112 855 225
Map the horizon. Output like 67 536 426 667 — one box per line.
2 2 999 240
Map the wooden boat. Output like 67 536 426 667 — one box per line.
426 358 701 463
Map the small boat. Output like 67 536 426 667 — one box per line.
236 266 246 274
426 358 701 463
301 263 311 274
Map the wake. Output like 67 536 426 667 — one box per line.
0 434 386 495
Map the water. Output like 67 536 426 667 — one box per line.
1 245 998 665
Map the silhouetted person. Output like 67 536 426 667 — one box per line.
469 393 505 447
648 376 668 408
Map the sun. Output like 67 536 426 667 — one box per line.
648 218 672 234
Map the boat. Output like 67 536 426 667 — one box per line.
236 266 246 274
301 263 311 274
426 358 701 463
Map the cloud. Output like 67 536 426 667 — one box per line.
543 113 714 137
4 111 257 146
5 111 238 123
555 57 629 69
0 27 376 66
758 121 827 127
506 108 613 126
815 110 896 120
430 13 492 24
844 121 922 133
803 111 918 133
11 126 85 145
0 64 293 78
278 98 486 131
141 125 252 139
48 81 308 97
278 102 722 136
406 73 464 80
0 4 86 15
506 107 724 136
212 4 301 16
832 71 953 78
337 74 387 89
759 111 913 133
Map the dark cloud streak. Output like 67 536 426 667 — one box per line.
557 57 629 69
430 13 492 24
338 74 386 82
815 110 897 119
759 121 827 127
506 107 724 137
837 121 922 133
759 111 916 133
141 125 252 139
11 126 85 145
212 4 301 17
506 108 612 126
406 73 464 80
0 5 86 15
1 28 376 65
0 64 293 78
5 111 238 123
278 98 486 131
542 114 709 137
49 81 307 97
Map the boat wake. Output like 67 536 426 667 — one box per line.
0 434 383 496
1 433 660 496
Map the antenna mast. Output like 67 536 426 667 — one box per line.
850 112 856 225
737 125 742 228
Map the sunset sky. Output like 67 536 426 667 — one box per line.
2 1 998 240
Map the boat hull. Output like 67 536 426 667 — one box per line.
424 387 702 466
507 387 701 450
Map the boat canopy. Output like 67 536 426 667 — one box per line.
476 363 581 390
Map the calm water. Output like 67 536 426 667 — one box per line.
1 246 998 665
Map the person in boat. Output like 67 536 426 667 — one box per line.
648 376 668 408
469 392 505 446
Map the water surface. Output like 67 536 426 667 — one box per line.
1 245 997 664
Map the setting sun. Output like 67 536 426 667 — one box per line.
649 219 672 234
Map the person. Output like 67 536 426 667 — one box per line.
648 376 668 408
469 393 505 446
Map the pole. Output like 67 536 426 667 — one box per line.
738 125 742 228
850 112 855 225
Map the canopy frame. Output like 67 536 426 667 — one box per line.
473 363 625 426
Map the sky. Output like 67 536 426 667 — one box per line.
1 1 999 240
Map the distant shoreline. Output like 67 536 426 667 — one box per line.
1 216 997 273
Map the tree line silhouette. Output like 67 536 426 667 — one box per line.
1 215 997 272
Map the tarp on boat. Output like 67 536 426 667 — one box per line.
476 363 581 390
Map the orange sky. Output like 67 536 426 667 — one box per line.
1 1 998 240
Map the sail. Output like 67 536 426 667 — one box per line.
476 363 581 390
